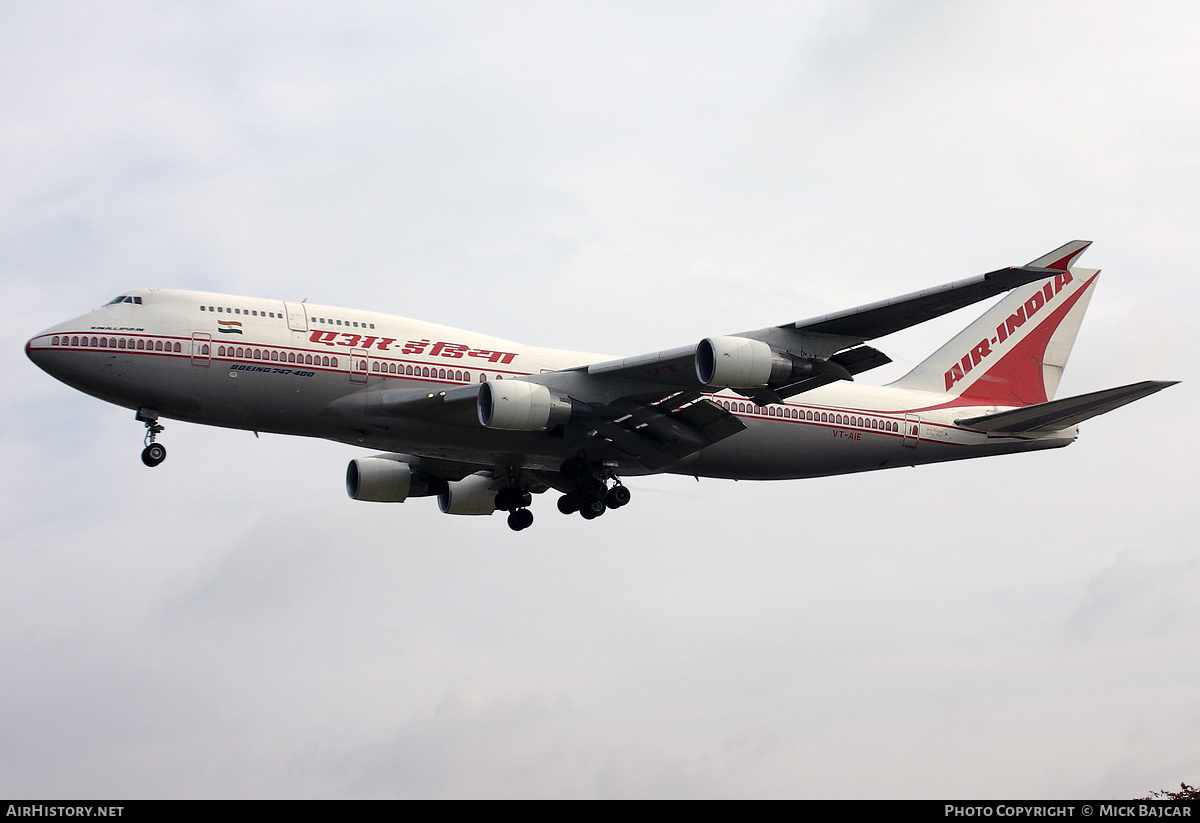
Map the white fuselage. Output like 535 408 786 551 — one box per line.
26 289 1076 480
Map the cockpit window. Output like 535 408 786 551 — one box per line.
106 295 142 305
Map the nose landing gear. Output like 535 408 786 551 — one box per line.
137 409 166 467
141 442 166 467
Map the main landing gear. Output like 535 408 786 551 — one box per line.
137 409 166 468
495 486 534 531
555 455 631 521
494 456 631 531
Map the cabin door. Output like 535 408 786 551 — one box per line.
350 348 369 384
283 302 308 332
190 333 212 367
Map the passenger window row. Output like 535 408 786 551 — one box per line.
718 399 899 432
199 303 378 330
200 305 279 318
371 362 490 382
215 345 338 367
313 316 375 329
52 335 180 352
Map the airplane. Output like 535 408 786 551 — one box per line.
25 240 1176 531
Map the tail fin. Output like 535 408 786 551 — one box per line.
891 241 1099 406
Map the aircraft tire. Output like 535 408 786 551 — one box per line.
507 509 534 531
141 443 166 467
579 498 606 519
605 485 631 509
557 494 580 515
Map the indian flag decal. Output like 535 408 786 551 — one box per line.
217 320 243 334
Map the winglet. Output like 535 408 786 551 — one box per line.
1028 240 1091 271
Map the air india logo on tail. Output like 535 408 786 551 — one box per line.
944 271 1074 391
217 320 243 335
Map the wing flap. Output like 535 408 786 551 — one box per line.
955 380 1177 433
590 390 746 470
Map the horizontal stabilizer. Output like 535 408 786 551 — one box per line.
955 380 1177 434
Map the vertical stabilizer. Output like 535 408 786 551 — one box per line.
892 242 1100 406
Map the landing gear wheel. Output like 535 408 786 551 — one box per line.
141 443 167 467
137 410 166 468
560 454 629 519
507 509 534 531
605 485 631 509
579 498 606 519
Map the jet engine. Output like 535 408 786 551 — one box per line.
695 336 776 387
346 457 441 502
695 336 839 388
438 473 498 515
477 380 574 431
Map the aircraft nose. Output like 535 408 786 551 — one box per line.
26 325 72 378
26 332 50 371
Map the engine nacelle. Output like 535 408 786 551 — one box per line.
346 457 440 502
695 336 778 388
695 336 831 388
438 473 498 515
477 380 573 431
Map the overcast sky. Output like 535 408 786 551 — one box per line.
2 0 1198 799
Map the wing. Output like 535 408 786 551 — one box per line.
508 242 1090 468
324 382 482 427
585 389 746 471
778 240 1091 342
325 380 746 472
572 241 1090 399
